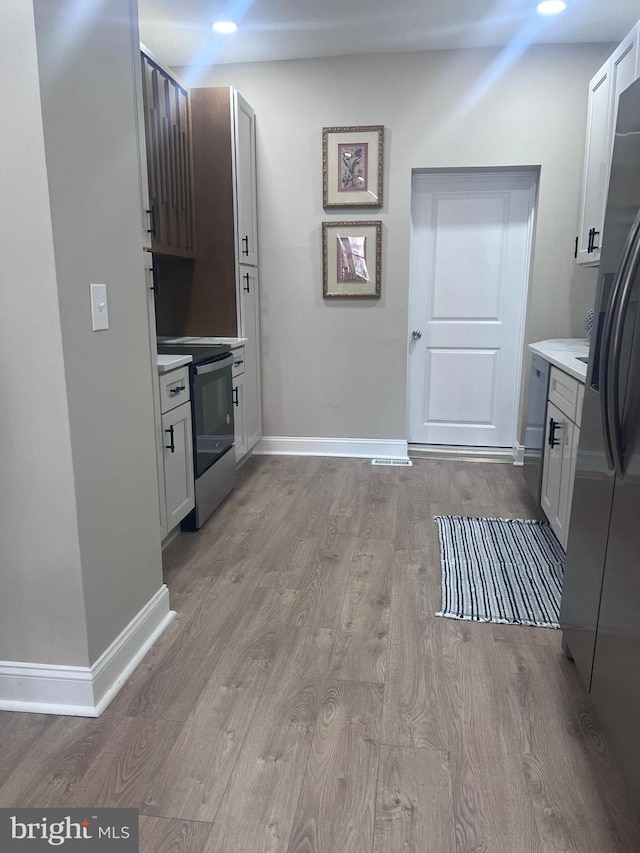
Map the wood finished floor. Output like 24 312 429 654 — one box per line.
1 456 640 852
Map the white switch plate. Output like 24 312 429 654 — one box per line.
90 283 109 331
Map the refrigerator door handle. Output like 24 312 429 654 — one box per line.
600 208 640 471
607 219 640 477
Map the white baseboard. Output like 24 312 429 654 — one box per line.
0 585 174 717
254 436 409 460
513 442 525 466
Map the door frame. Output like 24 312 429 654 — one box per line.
406 166 539 454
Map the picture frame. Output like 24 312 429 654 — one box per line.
322 221 382 299
322 125 384 208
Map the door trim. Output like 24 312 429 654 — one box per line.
406 167 539 448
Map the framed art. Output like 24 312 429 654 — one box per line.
323 221 382 299
322 125 384 208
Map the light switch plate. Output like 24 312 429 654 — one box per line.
90 283 109 331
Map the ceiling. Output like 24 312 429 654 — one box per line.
138 0 639 67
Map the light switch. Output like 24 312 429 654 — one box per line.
90 283 109 331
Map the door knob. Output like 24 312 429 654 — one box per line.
411 330 422 340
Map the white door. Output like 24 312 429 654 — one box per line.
235 92 258 266
407 170 536 448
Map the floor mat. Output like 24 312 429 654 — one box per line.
434 516 564 628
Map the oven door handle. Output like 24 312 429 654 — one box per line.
194 354 233 375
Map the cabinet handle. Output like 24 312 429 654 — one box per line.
169 384 186 395
588 228 595 253
147 206 156 238
151 264 160 295
233 387 239 407
574 236 578 259
548 418 562 448
233 359 244 367
242 235 249 256
243 272 250 293
165 424 176 453
592 229 600 252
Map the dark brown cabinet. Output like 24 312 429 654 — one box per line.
141 48 195 258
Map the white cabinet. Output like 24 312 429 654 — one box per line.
239 268 262 453
235 93 258 267
541 400 578 549
577 23 640 266
157 365 195 536
577 61 612 265
233 372 248 462
611 26 640 150
540 366 583 550
162 402 195 530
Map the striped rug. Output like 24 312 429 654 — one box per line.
434 516 564 629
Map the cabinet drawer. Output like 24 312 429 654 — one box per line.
232 346 246 378
549 366 580 423
159 366 190 414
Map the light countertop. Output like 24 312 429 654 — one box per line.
529 339 589 383
190 336 248 349
161 336 248 350
157 353 193 373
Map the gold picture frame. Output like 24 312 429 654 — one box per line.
322 125 384 208
322 221 382 299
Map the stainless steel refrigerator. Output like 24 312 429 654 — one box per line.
561 77 640 816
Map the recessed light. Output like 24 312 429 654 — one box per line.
536 1 567 15
212 20 237 34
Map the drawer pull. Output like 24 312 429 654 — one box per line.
548 418 562 448
169 384 186 395
165 425 175 453
233 359 244 367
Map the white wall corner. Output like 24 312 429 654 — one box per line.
513 442 525 466
254 436 409 460
0 585 174 717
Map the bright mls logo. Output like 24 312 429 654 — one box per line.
1 809 138 850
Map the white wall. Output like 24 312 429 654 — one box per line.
33 0 165 665
188 45 607 443
0 0 89 666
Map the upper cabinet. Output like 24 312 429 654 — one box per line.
140 47 196 259
235 93 258 267
577 23 640 266
576 62 612 265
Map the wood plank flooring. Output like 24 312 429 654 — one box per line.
1 456 639 853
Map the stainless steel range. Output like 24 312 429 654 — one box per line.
157 340 236 529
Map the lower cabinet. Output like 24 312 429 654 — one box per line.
233 372 248 462
161 401 195 531
541 401 579 549
240 267 262 453
157 363 195 538
540 365 583 550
